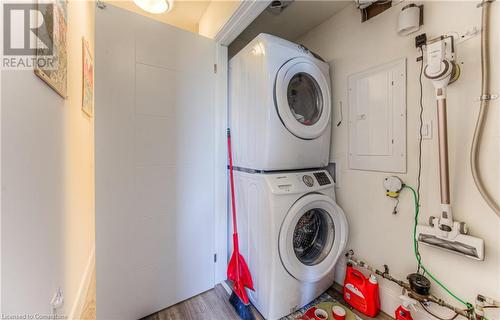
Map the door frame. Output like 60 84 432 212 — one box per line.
212 0 270 284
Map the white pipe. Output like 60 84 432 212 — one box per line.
470 0 500 217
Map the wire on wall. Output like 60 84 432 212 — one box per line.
419 302 459 320
416 46 425 275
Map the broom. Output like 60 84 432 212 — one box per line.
227 129 255 320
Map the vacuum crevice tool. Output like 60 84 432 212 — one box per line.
417 36 485 261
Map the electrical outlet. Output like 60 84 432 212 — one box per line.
420 120 433 140
51 287 64 310
415 33 427 48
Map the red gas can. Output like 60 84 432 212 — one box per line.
343 264 380 317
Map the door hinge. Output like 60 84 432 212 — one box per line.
214 253 217 263
214 64 217 74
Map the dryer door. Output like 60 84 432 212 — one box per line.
275 57 331 140
279 194 348 282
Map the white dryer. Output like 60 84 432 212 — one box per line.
233 169 348 319
229 33 332 171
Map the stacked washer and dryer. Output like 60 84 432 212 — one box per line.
229 34 349 320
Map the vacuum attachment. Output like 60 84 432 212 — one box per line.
417 203 484 261
416 224 484 260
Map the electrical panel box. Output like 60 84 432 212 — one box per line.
348 58 407 173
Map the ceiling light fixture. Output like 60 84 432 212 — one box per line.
133 0 173 14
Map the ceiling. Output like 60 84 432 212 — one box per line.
105 0 212 33
229 0 350 57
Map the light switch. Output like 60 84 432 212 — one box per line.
421 120 432 140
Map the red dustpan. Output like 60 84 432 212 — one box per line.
226 129 254 305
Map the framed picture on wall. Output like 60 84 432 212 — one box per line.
82 37 94 117
34 0 68 98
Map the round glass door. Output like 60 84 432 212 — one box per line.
275 57 331 140
287 73 323 126
279 194 348 282
293 208 334 266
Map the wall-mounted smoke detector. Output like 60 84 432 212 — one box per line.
133 0 173 14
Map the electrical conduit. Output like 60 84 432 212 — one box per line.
471 0 500 217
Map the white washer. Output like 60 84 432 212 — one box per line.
233 169 348 320
229 33 332 171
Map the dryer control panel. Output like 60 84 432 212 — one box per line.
266 170 333 195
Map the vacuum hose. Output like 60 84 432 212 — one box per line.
471 0 500 217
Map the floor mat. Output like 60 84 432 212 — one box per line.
280 292 363 320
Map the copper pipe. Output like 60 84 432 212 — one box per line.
436 90 451 205
408 291 470 318
347 256 472 318
347 257 410 290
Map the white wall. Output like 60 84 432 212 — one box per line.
1 1 95 317
298 2 500 319
95 5 216 319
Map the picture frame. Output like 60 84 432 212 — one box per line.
82 37 94 117
34 0 68 98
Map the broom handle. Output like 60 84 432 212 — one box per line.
228 129 242 282
227 129 238 237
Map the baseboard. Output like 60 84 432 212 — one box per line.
69 247 95 320
376 283 448 320
221 280 232 295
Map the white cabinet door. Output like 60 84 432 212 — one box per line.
95 5 216 319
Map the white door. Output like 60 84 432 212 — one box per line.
278 194 348 282
275 57 331 140
95 4 216 319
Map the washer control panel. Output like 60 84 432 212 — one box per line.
302 175 314 187
266 170 333 194
313 172 331 186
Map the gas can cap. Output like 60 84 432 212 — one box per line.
369 274 378 284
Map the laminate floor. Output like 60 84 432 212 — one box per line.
142 284 393 320
141 284 264 320
80 269 96 320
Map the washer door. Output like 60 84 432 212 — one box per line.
279 194 348 282
275 57 331 140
